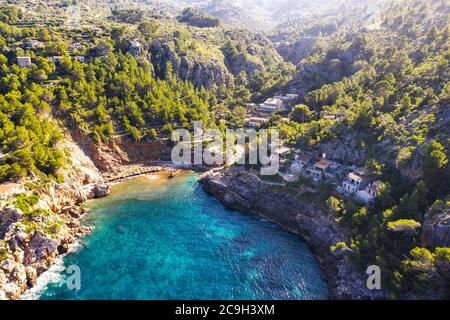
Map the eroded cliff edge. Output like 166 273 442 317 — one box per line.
0 126 180 300
0 136 109 299
199 167 377 300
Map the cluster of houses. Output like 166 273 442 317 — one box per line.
17 54 86 68
288 151 385 205
16 37 145 69
341 167 384 204
245 93 299 128
241 93 384 204
16 38 87 68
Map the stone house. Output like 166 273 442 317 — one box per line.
274 94 298 107
286 93 299 100
17 56 32 68
259 98 284 112
246 117 269 128
357 180 384 204
322 109 347 121
295 153 313 169
311 158 332 179
343 167 371 193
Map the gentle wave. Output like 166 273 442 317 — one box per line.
21 240 84 300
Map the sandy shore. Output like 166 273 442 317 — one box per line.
102 163 174 183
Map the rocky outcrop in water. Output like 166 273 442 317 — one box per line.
90 184 111 199
199 167 378 300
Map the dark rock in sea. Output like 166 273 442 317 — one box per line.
91 184 111 199
57 244 69 255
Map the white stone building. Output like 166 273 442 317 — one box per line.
259 98 284 112
246 117 269 128
343 167 371 193
17 56 32 68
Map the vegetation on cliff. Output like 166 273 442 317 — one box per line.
0 0 448 299
267 0 450 298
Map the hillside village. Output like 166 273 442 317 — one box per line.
13 25 387 207
10 29 389 207
267 146 386 206
242 92 384 206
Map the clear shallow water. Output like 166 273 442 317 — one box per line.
38 173 328 300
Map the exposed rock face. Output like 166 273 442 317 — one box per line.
275 37 319 65
318 133 368 165
24 232 59 269
70 129 169 174
0 134 104 300
150 40 233 89
199 167 377 300
0 208 23 239
422 207 450 249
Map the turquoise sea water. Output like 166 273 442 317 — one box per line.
38 173 328 300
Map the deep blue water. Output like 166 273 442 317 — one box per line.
38 173 328 300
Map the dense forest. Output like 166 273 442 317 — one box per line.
0 9 216 181
0 2 295 182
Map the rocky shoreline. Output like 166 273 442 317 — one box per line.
2 159 375 300
0 181 106 299
0 164 181 300
199 167 378 300
0 126 179 300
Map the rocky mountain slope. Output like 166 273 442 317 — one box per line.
167 0 389 31
105 4 295 97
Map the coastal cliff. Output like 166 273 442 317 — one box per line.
199 167 377 300
0 132 176 300
0 136 110 299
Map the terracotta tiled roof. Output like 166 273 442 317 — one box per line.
315 159 332 170
0 183 15 194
